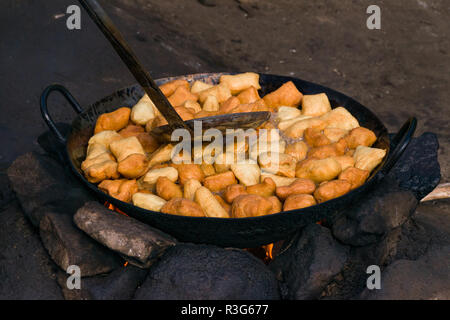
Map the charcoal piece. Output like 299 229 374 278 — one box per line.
6 152 94 227
269 224 348 300
74 202 176 267
332 176 418 246
134 243 280 300
359 245 450 300
389 132 441 200
0 200 63 300
40 211 121 277
57 265 148 300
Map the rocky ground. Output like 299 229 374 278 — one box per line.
0 0 448 300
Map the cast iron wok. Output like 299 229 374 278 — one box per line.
41 72 416 248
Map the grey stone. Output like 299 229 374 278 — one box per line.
134 243 280 300
332 176 418 246
57 265 148 300
360 246 450 300
74 202 177 268
0 200 63 300
269 224 348 300
40 211 121 277
7 152 93 227
389 133 441 200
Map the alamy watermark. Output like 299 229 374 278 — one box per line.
366 265 381 290
66 265 81 290
66 5 81 30
367 5 381 30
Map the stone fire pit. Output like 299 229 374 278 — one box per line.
1 130 448 300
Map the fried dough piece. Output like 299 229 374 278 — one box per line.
118 154 149 179
119 125 160 154
183 179 203 201
268 196 283 214
119 124 145 138
277 115 313 131
81 144 119 183
156 176 183 201
332 155 355 171
260 173 297 187
176 163 205 185
98 179 138 203
148 144 174 167
283 194 317 211
230 163 261 186
159 79 190 97
194 187 230 218
214 194 231 214
88 130 122 148
202 95 220 112
219 72 261 95
223 184 248 203
275 178 316 200
194 110 220 119
304 127 331 147
190 80 214 94
183 100 202 114
236 86 261 104
258 152 297 178
161 198 205 217
323 128 348 143
284 141 308 161
307 139 347 159
142 166 178 184
198 83 232 104
301 93 332 117
94 107 131 134
231 194 274 218
283 117 327 139
319 107 359 131
168 86 198 107
295 157 342 183
132 192 167 212
246 177 276 197
218 96 240 114
276 106 302 122
200 163 216 177
353 146 386 172
339 167 370 189
314 180 352 203
131 95 157 125
249 138 286 161
203 171 238 192
110 136 145 162
109 136 148 178
230 99 268 113
263 81 303 109
344 127 377 149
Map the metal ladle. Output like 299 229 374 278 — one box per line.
79 0 271 142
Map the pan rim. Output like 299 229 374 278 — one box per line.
65 72 390 223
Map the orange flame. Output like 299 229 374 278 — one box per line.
104 201 129 217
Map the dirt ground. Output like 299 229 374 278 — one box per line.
1 0 448 181
113 0 450 182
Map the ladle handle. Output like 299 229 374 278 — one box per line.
78 0 191 134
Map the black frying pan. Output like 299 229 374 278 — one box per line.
41 73 416 248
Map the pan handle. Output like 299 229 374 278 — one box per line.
381 117 417 174
40 84 83 144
